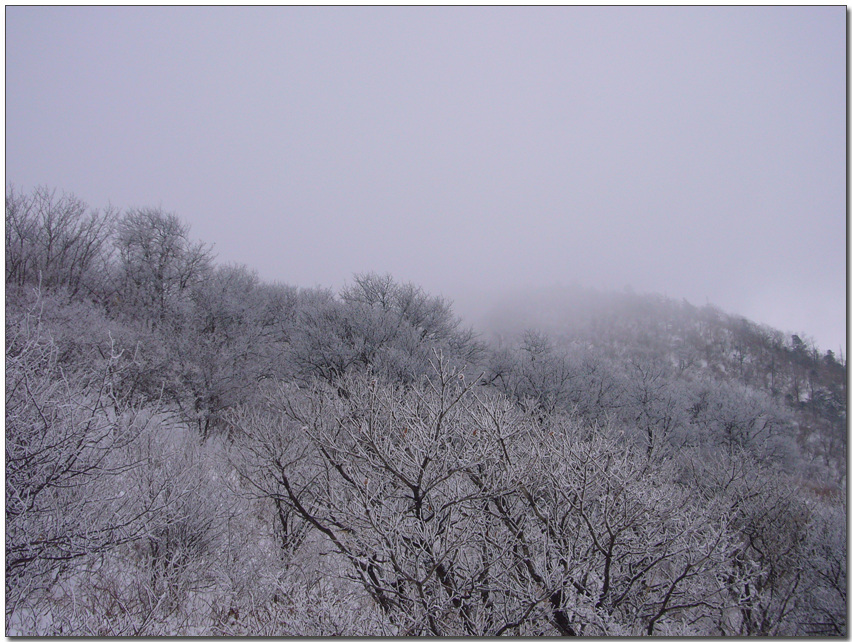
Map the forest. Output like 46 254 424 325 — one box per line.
5 186 847 635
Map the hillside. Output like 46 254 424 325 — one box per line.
6 187 847 635
480 285 847 481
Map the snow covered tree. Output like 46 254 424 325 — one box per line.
287 274 482 387
5 185 115 297
5 293 153 632
234 358 577 634
114 208 213 327
232 358 753 635
485 330 576 419
160 264 290 436
618 357 691 459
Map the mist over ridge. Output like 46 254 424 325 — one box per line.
6 6 845 357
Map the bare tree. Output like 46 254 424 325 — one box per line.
486 330 577 419
232 357 752 635
159 264 289 436
5 185 115 297
114 207 213 327
233 358 561 634
287 275 482 387
5 292 153 632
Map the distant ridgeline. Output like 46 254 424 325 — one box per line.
483 284 846 478
6 186 846 635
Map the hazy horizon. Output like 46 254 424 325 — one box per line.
6 6 847 352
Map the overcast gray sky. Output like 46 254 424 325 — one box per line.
6 6 847 352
